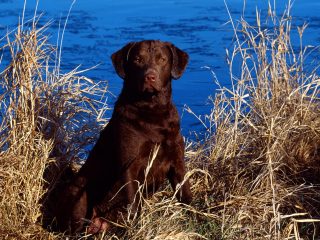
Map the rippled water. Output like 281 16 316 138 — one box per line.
1 0 319 136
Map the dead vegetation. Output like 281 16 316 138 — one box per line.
187 3 320 239
0 18 108 240
0 1 319 240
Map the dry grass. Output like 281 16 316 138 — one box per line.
0 17 108 240
0 1 319 240
187 2 320 239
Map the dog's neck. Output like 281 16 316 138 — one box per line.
118 81 173 108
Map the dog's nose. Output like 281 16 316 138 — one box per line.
144 69 158 83
145 73 156 82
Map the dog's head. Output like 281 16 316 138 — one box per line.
111 40 188 95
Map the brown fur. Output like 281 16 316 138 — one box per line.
56 40 192 234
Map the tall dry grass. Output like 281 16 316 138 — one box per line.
188 2 320 239
0 2 319 240
0 17 108 239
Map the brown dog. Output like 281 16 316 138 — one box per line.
56 40 192 234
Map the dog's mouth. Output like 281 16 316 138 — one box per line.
140 86 160 100
141 70 161 94
140 83 160 99
142 83 160 93
141 90 158 99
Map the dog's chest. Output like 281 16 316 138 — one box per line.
121 105 180 140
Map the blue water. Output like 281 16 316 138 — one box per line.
1 0 319 137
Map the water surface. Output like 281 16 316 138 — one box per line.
0 0 319 136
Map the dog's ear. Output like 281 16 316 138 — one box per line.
111 42 136 79
169 44 189 80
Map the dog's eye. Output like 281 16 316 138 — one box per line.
134 56 143 63
159 57 167 63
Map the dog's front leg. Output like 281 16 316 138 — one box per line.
167 142 192 204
